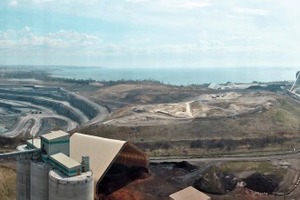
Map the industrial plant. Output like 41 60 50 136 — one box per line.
5 130 149 200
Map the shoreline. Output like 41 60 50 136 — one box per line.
0 65 297 86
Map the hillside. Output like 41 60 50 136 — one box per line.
77 90 300 157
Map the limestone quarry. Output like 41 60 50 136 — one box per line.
0 85 108 137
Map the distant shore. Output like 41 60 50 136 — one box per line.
0 65 298 85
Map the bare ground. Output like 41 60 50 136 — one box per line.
101 159 300 200
0 160 16 200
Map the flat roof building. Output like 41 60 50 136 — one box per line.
41 130 69 141
50 153 81 177
40 130 70 159
169 186 211 200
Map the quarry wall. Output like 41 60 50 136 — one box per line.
0 87 105 124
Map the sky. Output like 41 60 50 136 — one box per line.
0 0 300 68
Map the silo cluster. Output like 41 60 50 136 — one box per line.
16 131 94 200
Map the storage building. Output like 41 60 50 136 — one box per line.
40 130 70 160
169 186 211 200
49 152 81 177
70 133 149 194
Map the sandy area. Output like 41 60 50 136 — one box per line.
105 92 277 126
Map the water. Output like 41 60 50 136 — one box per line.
51 66 298 85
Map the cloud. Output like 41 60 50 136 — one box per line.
2 0 300 67
172 0 212 9
8 0 18 6
7 0 99 6
0 28 102 51
126 0 149 3
234 7 270 16
126 0 212 9
31 0 53 4
23 26 31 32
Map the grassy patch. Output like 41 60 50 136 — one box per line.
274 110 286 123
0 166 16 200
221 161 271 173
220 161 287 180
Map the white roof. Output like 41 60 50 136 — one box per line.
70 133 126 187
41 130 69 141
170 186 211 200
26 138 41 149
208 83 221 90
50 152 81 169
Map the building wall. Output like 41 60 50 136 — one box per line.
16 158 31 200
41 138 70 156
30 160 51 200
48 142 69 156
49 169 94 200
49 157 81 177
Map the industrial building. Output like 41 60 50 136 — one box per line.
70 133 149 194
169 186 211 200
17 131 93 200
13 130 149 200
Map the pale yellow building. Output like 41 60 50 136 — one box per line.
70 133 149 195
169 186 211 200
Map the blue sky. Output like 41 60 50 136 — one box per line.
0 0 300 68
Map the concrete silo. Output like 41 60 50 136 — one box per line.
30 160 52 200
49 169 94 200
16 145 31 200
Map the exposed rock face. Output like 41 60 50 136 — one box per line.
0 86 109 137
193 172 237 194
0 87 104 125
243 173 279 194
0 93 87 124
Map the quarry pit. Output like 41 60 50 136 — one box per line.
0 85 108 137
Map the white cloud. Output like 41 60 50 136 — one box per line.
2 0 300 67
9 0 18 6
126 0 212 9
23 26 31 32
234 7 270 16
172 0 212 9
7 0 99 6
126 0 149 3
31 0 54 4
0 28 102 51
